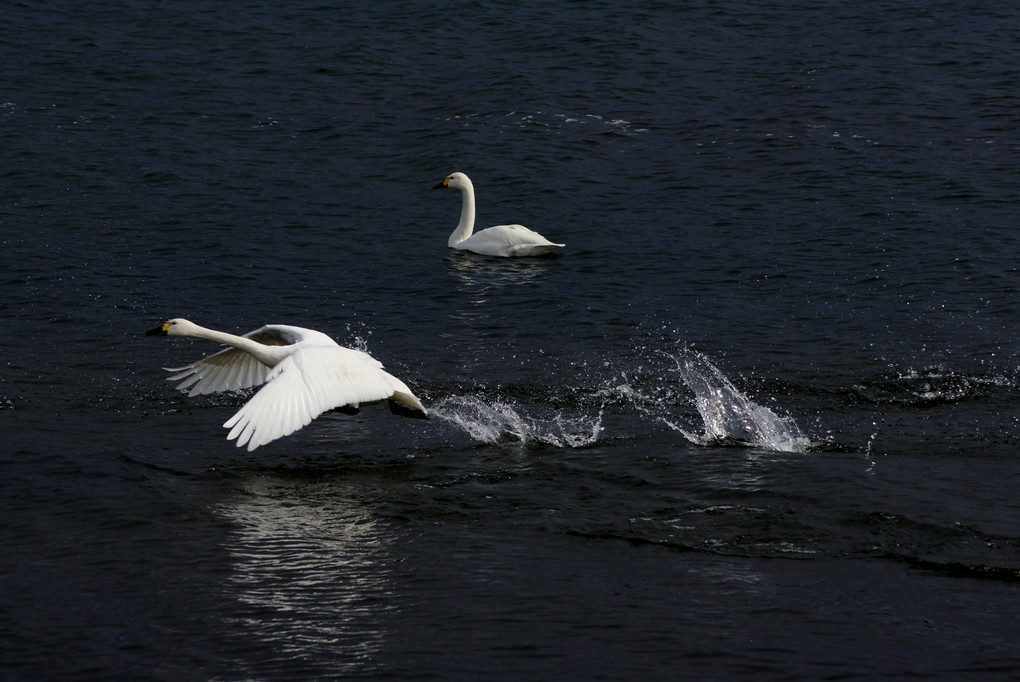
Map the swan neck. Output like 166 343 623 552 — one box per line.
449 182 476 246
187 324 281 367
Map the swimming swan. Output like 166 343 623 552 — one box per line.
433 172 564 257
146 318 426 451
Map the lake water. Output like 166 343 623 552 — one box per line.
2 1 1019 679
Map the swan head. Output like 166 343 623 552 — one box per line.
433 172 471 191
146 318 197 337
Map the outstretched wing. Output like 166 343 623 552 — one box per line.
163 325 298 396
222 345 416 451
165 348 272 396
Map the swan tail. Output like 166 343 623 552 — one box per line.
508 242 564 257
388 390 428 419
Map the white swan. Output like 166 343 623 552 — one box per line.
146 318 426 451
433 172 564 257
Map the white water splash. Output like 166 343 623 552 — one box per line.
432 395 602 448
600 351 812 453
664 351 812 453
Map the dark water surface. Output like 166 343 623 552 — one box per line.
3 1 1019 679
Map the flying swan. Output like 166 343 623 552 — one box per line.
433 172 564 257
146 318 427 451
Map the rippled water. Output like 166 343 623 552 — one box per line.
2 1 1019 680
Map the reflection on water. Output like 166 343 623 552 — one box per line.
446 251 559 321
215 475 396 676
439 252 564 378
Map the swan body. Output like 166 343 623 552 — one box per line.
146 318 426 451
433 172 564 257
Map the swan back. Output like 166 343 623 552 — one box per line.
250 324 336 348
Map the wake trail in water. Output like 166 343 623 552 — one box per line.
431 395 603 448
429 348 815 453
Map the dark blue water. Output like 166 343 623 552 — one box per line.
3 1 1019 679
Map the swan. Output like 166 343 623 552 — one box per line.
146 318 427 451
433 172 564 257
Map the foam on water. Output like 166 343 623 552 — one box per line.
852 365 1018 406
431 395 602 448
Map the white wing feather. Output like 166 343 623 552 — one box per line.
222 345 414 451
165 347 273 396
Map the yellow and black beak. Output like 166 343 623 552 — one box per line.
145 321 172 336
433 177 450 189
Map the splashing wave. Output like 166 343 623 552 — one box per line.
431 395 602 448
664 350 812 453
600 349 814 453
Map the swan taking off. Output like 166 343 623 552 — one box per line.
146 318 426 451
433 172 564 257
